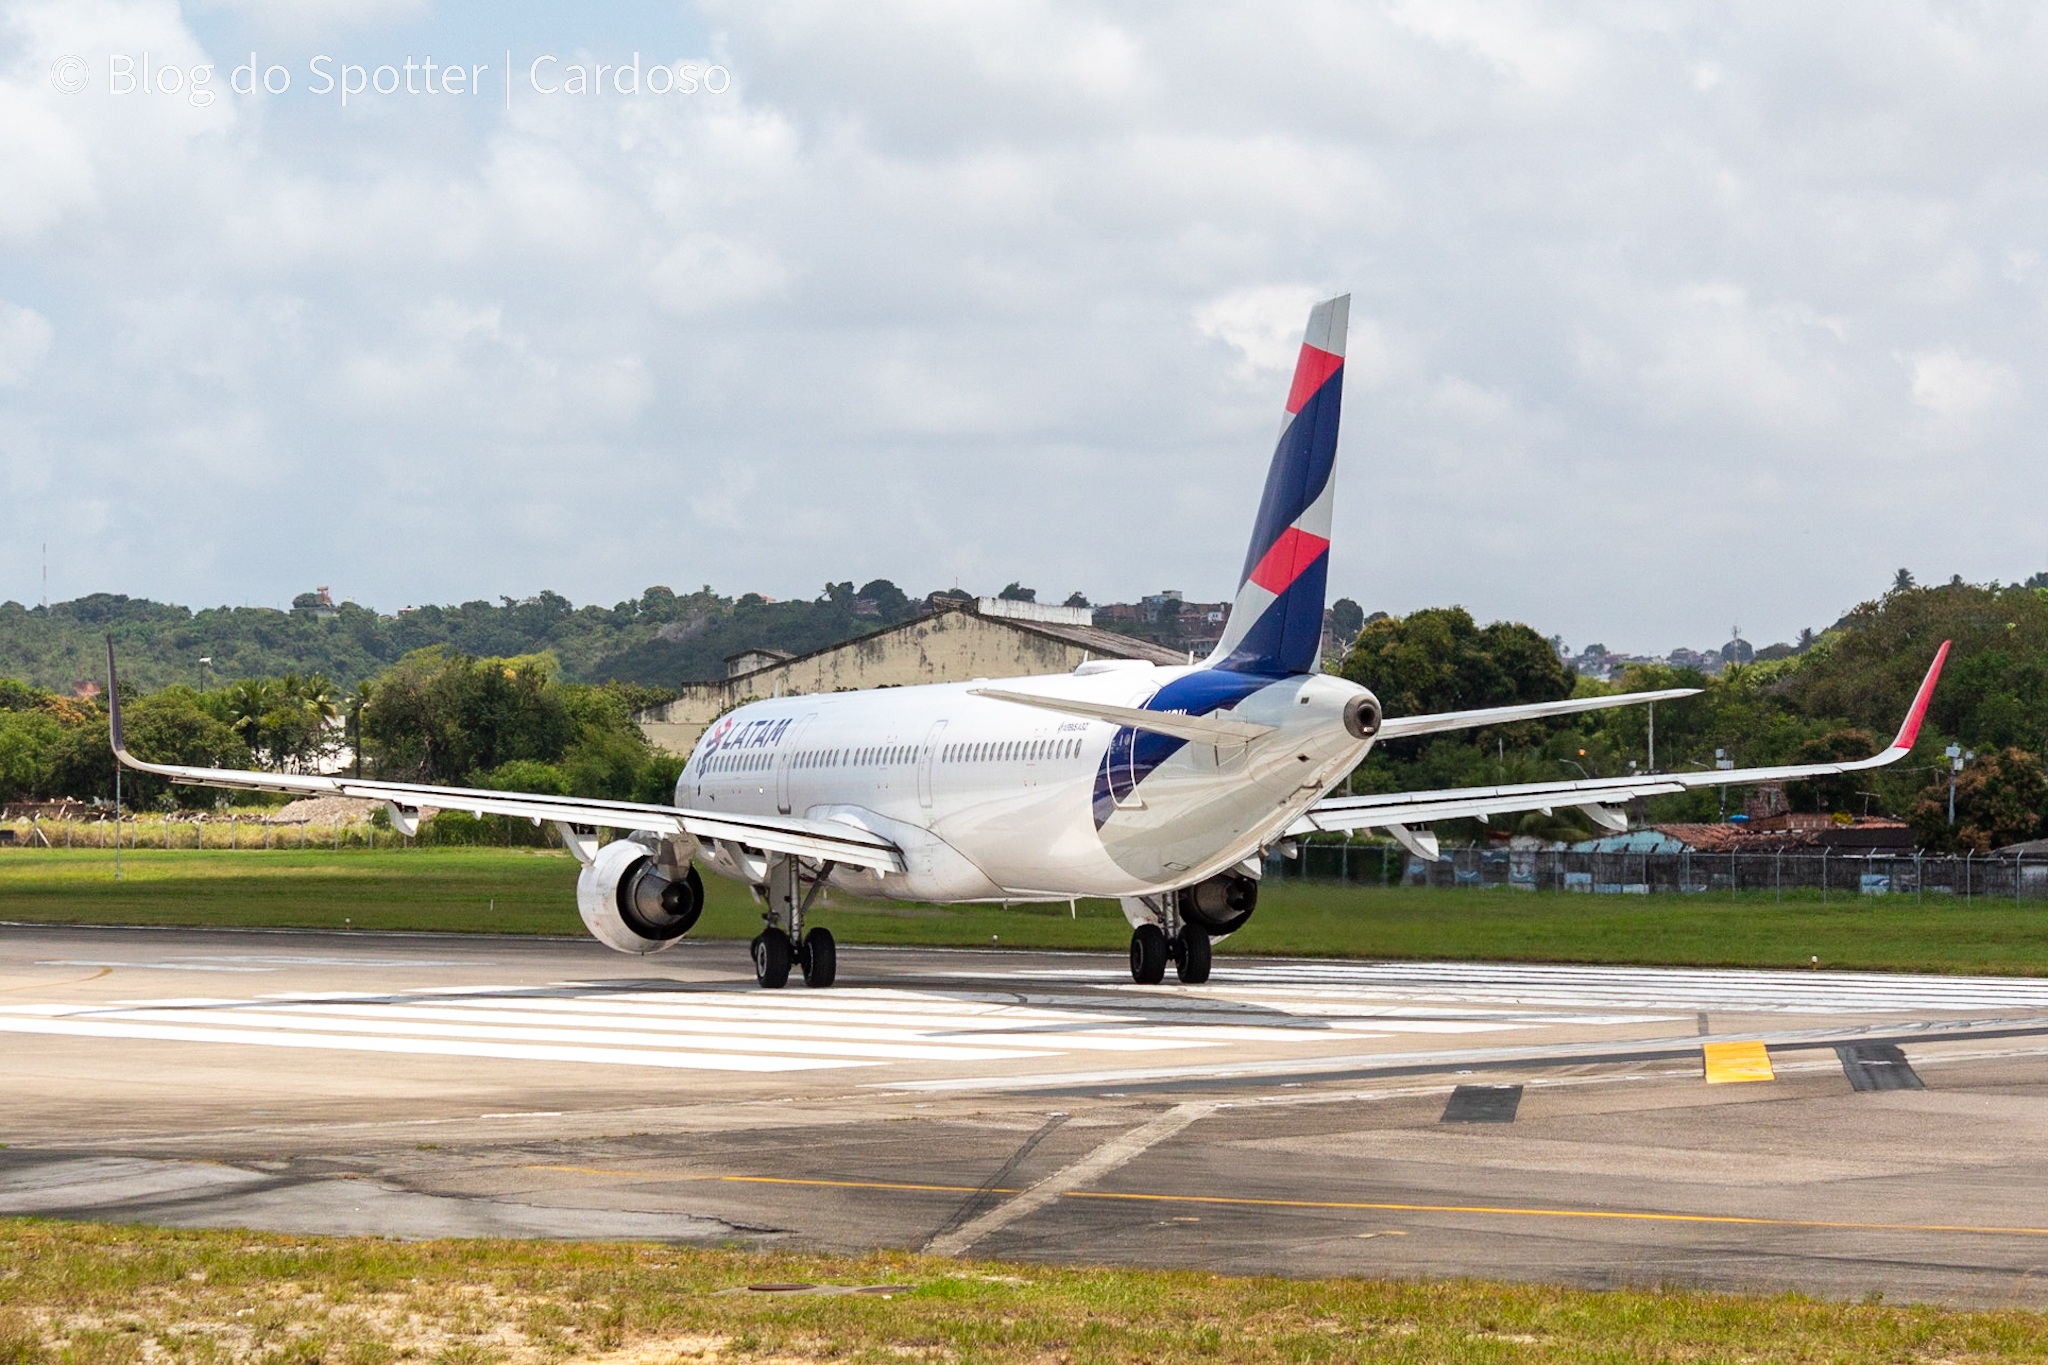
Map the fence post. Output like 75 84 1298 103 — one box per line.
1966 849 1973 904
1821 848 1829 904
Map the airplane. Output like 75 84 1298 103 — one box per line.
106 295 1951 990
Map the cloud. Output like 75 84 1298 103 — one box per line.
0 303 52 385
1194 285 1326 376
1909 347 2017 428
2 0 2048 652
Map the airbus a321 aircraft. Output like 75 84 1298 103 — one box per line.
107 295 1950 990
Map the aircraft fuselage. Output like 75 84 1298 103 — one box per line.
679 661 1375 904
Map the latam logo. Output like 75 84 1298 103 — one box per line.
702 716 792 756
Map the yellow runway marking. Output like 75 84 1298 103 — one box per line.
528 1165 1014 1196
1703 1039 1775 1083
529 1166 2048 1239
0 966 111 993
1063 1190 2048 1238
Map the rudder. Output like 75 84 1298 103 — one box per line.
1206 294 1348 676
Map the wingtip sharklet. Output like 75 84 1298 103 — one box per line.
1886 640 1950 756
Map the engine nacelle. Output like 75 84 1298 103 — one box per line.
576 838 704 955
1176 872 1258 938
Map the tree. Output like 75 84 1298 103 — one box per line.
1893 568 1916 593
216 674 343 772
0 711 61 801
1328 598 1365 649
857 580 913 621
1785 728 1880 814
1340 607 1574 719
45 690 248 807
1062 591 1090 609
998 583 1036 602
1792 581 2048 756
1912 747 2047 852
361 649 571 784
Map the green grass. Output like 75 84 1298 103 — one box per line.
1 1220 2043 1364
6 848 2048 975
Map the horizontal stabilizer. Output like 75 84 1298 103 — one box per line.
1376 687 1700 741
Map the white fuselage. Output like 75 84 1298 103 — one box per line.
677 661 1375 903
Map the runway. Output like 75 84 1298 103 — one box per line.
6 922 2048 1305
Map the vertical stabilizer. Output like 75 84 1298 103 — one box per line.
1206 294 1348 675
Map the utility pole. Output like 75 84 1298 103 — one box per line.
1647 701 1656 773
1946 744 1973 825
41 543 47 609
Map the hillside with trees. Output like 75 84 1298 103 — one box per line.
1340 580 2048 851
0 580 926 694
8 574 2048 853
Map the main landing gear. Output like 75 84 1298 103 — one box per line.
1120 875 1255 985
1127 915 1212 985
752 853 838 989
751 924 836 989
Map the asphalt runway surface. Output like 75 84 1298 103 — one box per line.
8 923 2048 1306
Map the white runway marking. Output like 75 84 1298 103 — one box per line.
0 982 1428 1075
1011 962 2048 1015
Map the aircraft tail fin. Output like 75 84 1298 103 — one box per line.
1205 294 1348 676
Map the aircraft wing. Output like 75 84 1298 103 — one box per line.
103 644 905 873
1295 643 1950 858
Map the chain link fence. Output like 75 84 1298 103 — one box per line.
1271 842 2048 901
0 813 565 852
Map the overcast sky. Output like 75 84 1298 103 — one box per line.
3 1 2044 654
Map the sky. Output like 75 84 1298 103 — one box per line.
3 1 2045 656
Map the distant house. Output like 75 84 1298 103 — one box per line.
1572 818 1913 854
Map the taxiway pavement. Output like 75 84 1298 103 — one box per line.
6 922 2048 1306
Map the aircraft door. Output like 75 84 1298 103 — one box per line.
1106 726 1145 808
917 720 947 809
776 714 816 815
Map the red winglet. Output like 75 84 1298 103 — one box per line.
1887 641 1950 753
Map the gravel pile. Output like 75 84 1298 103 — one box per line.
271 795 382 824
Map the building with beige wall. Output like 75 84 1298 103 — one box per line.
633 598 1188 756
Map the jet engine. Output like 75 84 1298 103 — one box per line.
1176 872 1258 937
576 837 704 955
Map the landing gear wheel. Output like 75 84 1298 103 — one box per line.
1129 924 1168 984
801 927 837 988
1173 924 1212 985
752 928 792 989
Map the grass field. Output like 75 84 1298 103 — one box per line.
1 1220 2043 1365
6 848 2048 975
